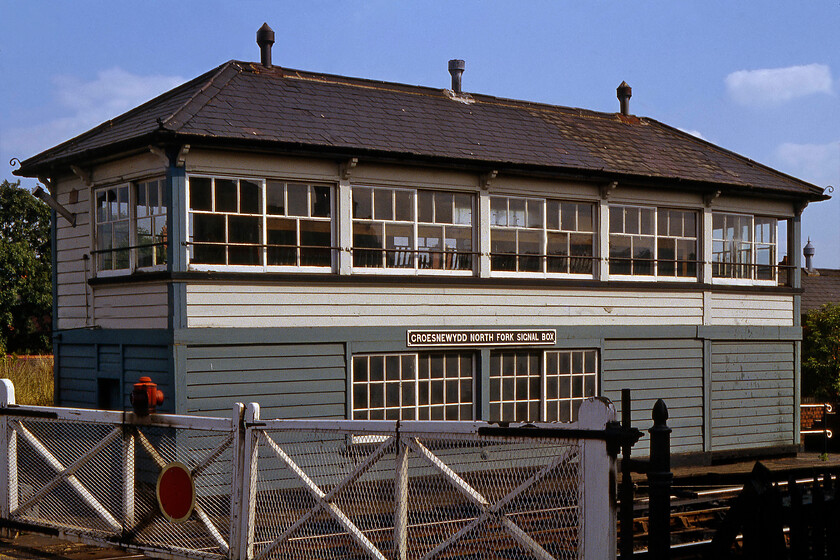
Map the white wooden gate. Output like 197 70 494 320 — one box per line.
0 380 616 560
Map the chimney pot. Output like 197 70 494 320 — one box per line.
448 59 465 94
617 81 632 116
256 23 275 68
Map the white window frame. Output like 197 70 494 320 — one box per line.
185 174 336 273
489 195 597 279
608 204 699 282
711 211 778 285
351 352 475 421
93 179 168 277
489 349 599 423
350 185 476 276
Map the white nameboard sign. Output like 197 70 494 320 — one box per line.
407 329 556 348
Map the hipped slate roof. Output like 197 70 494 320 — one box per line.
15 60 827 201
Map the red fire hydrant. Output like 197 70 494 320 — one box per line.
130 376 164 417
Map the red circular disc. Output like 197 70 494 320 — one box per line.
156 462 195 523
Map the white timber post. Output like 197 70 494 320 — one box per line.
478 190 491 278
578 397 616 560
598 198 611 281
229 403 245 560
122 423 135 531
239 403 260 560
0 379 17 529
394 426 409 560
338 162 355 275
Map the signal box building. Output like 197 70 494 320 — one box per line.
15 31 829 461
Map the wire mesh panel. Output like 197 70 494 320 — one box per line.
398 428 582 560
4 409 236 560
12 417 126 537
249 423 398 560
128 424 235 559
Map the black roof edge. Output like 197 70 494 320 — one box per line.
647 118 828 200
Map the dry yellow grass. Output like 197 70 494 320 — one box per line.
0 355 54 406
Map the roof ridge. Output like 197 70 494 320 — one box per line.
240 61 618 121
646 118 825 196
163 61 243 131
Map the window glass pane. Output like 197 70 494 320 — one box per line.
609 206 623 233
353 187 372 219
96 191 109 223
547 231 569 273
518 230 542 272
445 226 473 270
300 220 331 267
418 225 443 269
136 184 148 218
374 189 393 221
287 183 308 217
311 186 331 218
609 235 632 275
625 208 639 235
546 200 560 230
490 197 507 226
434 192 453 224
491 229 516 271
578 204 593 232
353 222 383 267
633 236 655 275
454 194 472 225
509 198 526 227
657 241 676 277
240 180 261 214
395 190 414 222
215 179 237 212
418 191 434 223
560 203 576 232
136 217 153 268
527 199 543 228
228 215 261 265
385 223 414 268
267 218 297 265
266 181 285 215
117 187 129 219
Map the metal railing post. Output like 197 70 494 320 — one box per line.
394 423 409 560
121 424 135 533
229 403 245 560
619 389 635 560
579 397 617 560
647 399 672 560
0 379 17 531
239 403 260 560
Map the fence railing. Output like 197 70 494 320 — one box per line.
0 380 624 560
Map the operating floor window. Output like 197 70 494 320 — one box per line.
489 349 598 423
352 353 474 420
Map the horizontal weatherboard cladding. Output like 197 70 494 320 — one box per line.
53 329 173 412
710 341 795 451
184 342 346 420
601 338 704 455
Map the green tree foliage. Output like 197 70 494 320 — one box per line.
0 180 52 354
802 302 840 401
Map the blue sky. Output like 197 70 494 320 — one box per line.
2 1 838 266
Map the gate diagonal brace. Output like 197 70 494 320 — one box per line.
134 429 229 554
11 421 122 532
256 431 394 560
407 438 559 560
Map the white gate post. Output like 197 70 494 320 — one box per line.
578 397 617 560
0 379 17 529
238 403 260 560
394 427 409 560
229 403 245 560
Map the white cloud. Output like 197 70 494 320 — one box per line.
774 141 839 188
725 64 833 106
677 128 707 141
2 67 184 163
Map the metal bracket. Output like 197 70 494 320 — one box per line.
794 200 809 216
340 157 358 181
480 170 497 191
703 190 721 208
600 181 618 199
